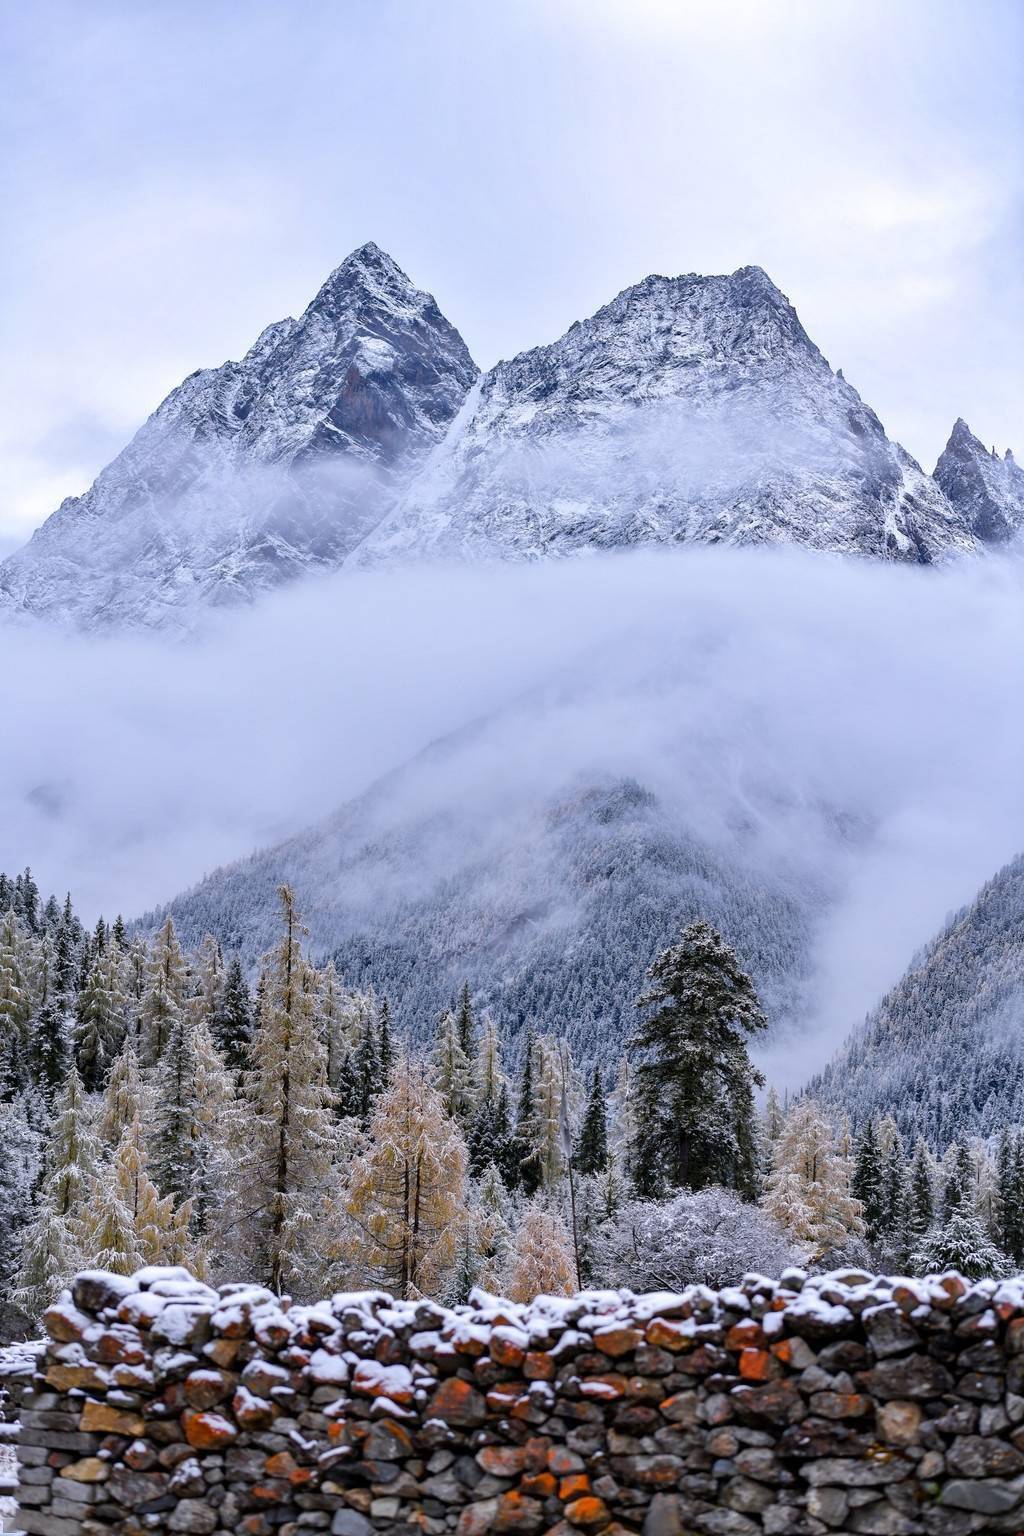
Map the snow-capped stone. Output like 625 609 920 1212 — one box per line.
0 243 478 631
355 265 979 567
934 417 1024 543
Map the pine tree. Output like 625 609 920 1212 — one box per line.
148 1007 203 1206
431 1008 475 1129
353 1011 382 1128
943 1143 975 1217
533 1036 566 1189
505 1201 577 1303
234 888 336 1294
345 1056 468 1298
27 936 73 1100
472 1162 514 1293
0 1095 41 1287
575 1065 609 1176
911 1208 1010 1280
212 954 254 1071
514 1028 543 1196
906 1139 935 1245
75 944 128 1091
141 918 189 1067
630 921 766 1197
762 1098 865 1258
455 983 476 1064
15 1068 98 1315
852 1118 885 1242
377 996 394 1086
0 909 31 1089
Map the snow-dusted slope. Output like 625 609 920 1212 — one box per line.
0 244 478 630
355 266 978 567
933 418 1024 544
811 852 1024 1148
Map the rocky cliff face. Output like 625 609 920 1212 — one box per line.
934 418 1024 544
356 266 978 568
0 244 478 630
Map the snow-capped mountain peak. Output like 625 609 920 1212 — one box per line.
354 265 977 568
934 418 1024 543
0 244 478 631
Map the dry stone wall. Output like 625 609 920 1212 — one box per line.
17 1264 1024 1536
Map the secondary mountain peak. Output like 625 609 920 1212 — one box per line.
934 417 1024 543
355 263 974 568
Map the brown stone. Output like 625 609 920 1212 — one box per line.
79 1399 146 1436
578 1374 627 1401
476 1444 527 1476
182 1409 239 1449
564 1495 610 1529
737 1349 778 1382
593 1326 643 1359
644 1319 693 1352
492 1489 545 1532
363 1420 414 1460
429 1375 488 1426
524 1351 555 1380
233 1388 276 1428
491 1332 527 1369
184 1369 232 1409
47 1363 111 1392
559 1473 592 1499
521 1471 557 1496
726 1321 764 1350
203 1337 242 1368
60 1457 109 1482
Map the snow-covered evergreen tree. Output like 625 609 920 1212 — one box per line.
631 920 766 1197
15 1067 97 1314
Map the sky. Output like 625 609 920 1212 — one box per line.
0 0 1021 551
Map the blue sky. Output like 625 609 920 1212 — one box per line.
1 0 1020 547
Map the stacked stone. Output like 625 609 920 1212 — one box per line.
17 1264 1024 1536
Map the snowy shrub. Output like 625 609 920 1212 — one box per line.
594 1187 798 1292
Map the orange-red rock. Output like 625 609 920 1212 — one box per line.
183 1410 239 1449
564 1494 610 1528
428 1376 487 1426
593 1326 643 1358
644 1319 693 1352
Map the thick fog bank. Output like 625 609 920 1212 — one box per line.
1 545 1022 1073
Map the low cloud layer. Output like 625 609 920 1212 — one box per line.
2 545 1023 1080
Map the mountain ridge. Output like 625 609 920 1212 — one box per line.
4 247 1020 631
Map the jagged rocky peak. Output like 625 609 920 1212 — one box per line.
0 243 478 631
356 263 977 568
933 418 1024 543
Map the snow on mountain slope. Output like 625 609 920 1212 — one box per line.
810 851 1024 1148
354 266 979 567
934 418 1024 544
0 244 478 630
148 763 825 1065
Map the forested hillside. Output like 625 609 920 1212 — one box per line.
4 862 1024 1342
812 852 1024 1146
149 774 825 1063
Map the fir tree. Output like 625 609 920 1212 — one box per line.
514 1027 543 1196
575 1066 609 1176
0 1095 41 1287
912 1209 1010 1280
630 921 766 1197
432 1008 475 1129
353 1012 382 1128
141 917 189 1066
27 936 73 1100
212 954 253 1071
943 1143 975 1217
377 996 394 1086
852 1118 885 1242
14 1067 97 1315
906 1139 935 1245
